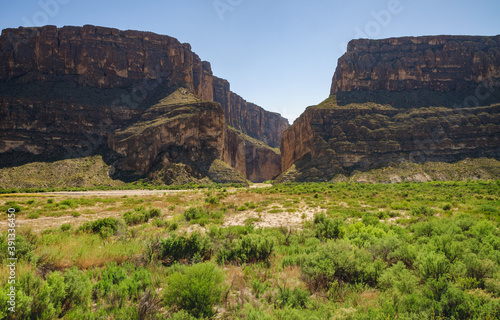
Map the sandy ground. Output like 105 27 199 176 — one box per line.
1 183 311 232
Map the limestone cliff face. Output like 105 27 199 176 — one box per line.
331 35 500 94
0 25 214 100
213 77 289 148
224 126 281 183
0 25 287 183
281 35 500 182
109 89 224 174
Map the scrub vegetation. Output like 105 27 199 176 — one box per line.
0 180 499 319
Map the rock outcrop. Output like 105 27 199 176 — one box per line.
0 25 287 183
224 126 281 183
331 35 500 94
213 77 289 148
280 35 500 182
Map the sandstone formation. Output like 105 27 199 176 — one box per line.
281 36 500 182
213 77 289 148
331 35 500 94
224 126 281 183
0 25 287 183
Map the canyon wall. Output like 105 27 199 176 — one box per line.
0 25 287 183
213 77 289 148
281 35 500 182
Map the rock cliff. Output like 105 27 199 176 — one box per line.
224 126 281 183
0 25 286 183
213 77 289 148
281 35 500 182
331 35 500 94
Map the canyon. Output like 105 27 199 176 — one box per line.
0 25 287 184
1 27 499 187
280 35 500 182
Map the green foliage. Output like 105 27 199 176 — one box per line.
60 223 72 232
301 240 382 291
275 285 310 309
0 233 35 261
313 213 345 240
78 217 122 238
183 206 223 225
163 262 226 318
184 206 208 221
63 267 92 309
123 206 161 225
216 233 274 264
205 195 220 205
160 233 213 264
94 262 152 309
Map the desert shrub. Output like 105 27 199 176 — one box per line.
94 263 152 308
58 199 77 208
184 207 208 221
60 224 72 232
275 286 310 309
378 261 419 295
163 262 226 318
313 213 345 241
410 205 433 216
205 195 220 205
417 251 451 280
216 233 274 264
123 207 161 226
159 233 213 264
183 206 223 225
78 217 122 238
63 267 92 309
5 204 22 213
442 203 453 211
0 233 35 261
169 310 198 320
301 240 380 291
463 254 496 284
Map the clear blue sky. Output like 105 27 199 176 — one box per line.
1 0 499 122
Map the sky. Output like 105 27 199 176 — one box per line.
1 0 499 123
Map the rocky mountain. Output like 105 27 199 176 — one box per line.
0 25 287 184
280 35 500 182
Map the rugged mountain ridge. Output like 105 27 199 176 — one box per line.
280 35 500 182
0 25 287 183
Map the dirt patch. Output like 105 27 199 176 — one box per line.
223 206 325 229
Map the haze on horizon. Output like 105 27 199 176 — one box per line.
1 0 499 122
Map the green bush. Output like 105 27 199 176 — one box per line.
0 233 35 261
275 286 310 309
123 207 161 226
163 262 226 318
411 205 433 216
301 240 380 291
313 213 345 240
63 267 92 308
205 195 220 205
94 263 152 308
216 233 274 264
159 233 213 264
60 224 72 232
184 207 208 221
78 217 122 238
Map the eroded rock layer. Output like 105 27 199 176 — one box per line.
224 126 281 183
214 77 289 148
0 25 287 183
281 35 500 182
